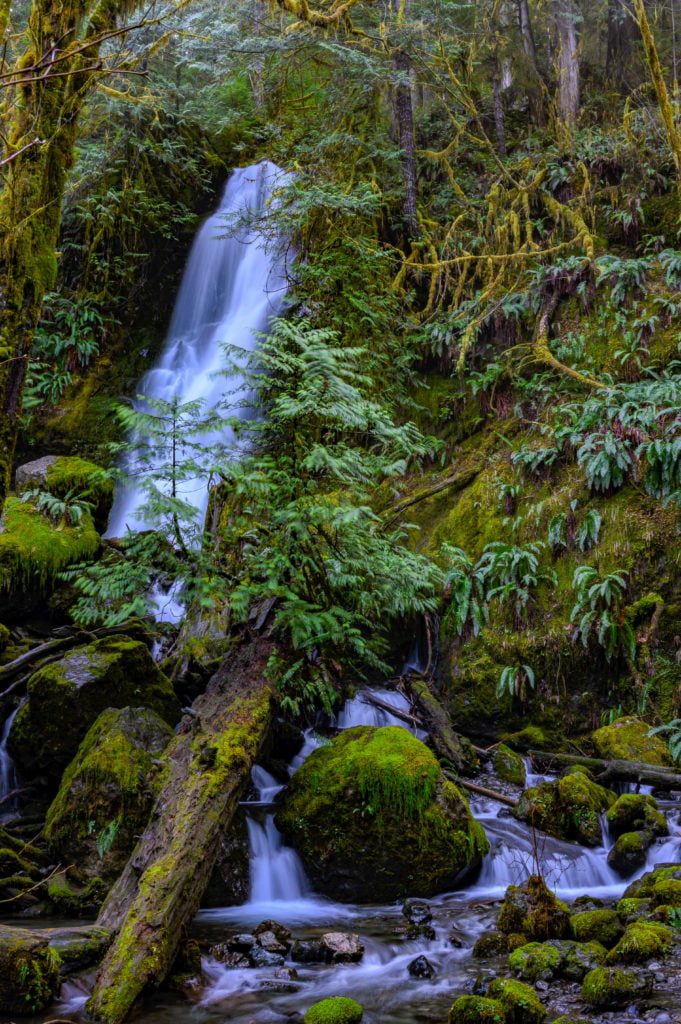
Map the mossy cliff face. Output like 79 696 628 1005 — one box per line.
514 767 616 846
44 707 173 884
276 725 489 902
8 635 180 777
0 924 61 1015
0 496 100 618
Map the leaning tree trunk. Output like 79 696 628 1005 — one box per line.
87 636 275 1024
555 0 580 126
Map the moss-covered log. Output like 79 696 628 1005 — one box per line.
528 750 681 789
87 636 274 1024
404 675 476 773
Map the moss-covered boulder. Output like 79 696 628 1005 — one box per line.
606 830 654 876
581 966 653 1006
493 744 526 786
304 996 363 1023
44 925 111 974
622 863 681 901
0 924 61 1015
615 897 651 923
44 707 173 884
474 932 526 958
497 875 570 941
570 909 624 948
606 921 673 964
275 726 488 902
15 455 114 533
448 996 507 1024
509 939 606 982
0 495 100 617
8 634 180 776
591 716 672 766
514 768 615 846
487 978 547 1024
606 793 668 838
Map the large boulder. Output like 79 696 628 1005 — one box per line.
497 875 570 941
591 716 672 766
44 707 173 884
606 793 668 838
514 767 615 846
275 725 488 902
0 924 61 1015
14 455 114 533
8 635 180 777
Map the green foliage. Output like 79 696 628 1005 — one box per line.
21 487 93 527
441 545 487 637
497 663 536 702
648 719 681 763
570 566 635 660
476 541 557 621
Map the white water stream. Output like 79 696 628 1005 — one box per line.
0 706 18 821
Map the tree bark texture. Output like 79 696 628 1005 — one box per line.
606 0 635 86
87 636 275 1023
555 0 580 124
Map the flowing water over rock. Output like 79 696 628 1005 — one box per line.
0 706 19 822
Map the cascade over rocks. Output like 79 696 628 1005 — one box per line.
275 725 489 902
513 767 616 846
8 634 180 776
44 706 174 884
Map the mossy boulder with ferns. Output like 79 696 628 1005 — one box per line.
44 707 173 884
7 635 180 777
275 725 488 902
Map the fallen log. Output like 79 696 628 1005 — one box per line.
528 750 681 790
445 772 517 808
88 636 275 1024
404 675 474 773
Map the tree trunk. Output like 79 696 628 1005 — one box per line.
555 0 580 125
516 0 545 123
528 749 681 789
392 48 419 239
87 636 275 1024
405 675 476 773
606 0 635 86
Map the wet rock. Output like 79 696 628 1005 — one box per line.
8 634 181 776
508 937 608 983
227 932 257 953
623 863 681 906
249 945 285 968
320 931 364 963
514 768 615 846
304 996 363 1023
607 830 654 876
448 995 507 1023
572 895 604 912
276 725 488 901
256 930 290 954
290 939 325 963
0 924 61 1015
591 716 672 766
201 808 250 908
403 897 433 924
581 965 654 1006
606 793 668 839
497 874 571 941
44 924 110 974
473 932 512 958
209 946 250 968
44 706 173 885
487 977 547 1023
606 921 674 964
254 919 292 944
447 926 466 947
408 954 435 978
401 922 436 940
15 455 114 533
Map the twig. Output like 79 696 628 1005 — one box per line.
0 862 73 903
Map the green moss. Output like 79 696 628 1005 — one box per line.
508 941 562 981
581 966 653 1006
623 863 681 899
493 744 526 785
570 910 624 948
448 996 507 1024
486 978 547 1024
591 716 672 766
514 770 615 846
616 897 651 922
473 933 512 958
606 793 668 837
276 726 488 902
650 878 681 907
0 927 62 1015
606 921 672 963
502 726 551 751
0 496 100 598
303 996 363 1024
497 876 570 941
45 456 114 532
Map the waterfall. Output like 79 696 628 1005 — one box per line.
0 707 19 821
106 160 288 540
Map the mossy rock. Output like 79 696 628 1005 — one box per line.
448 996 507 1024
607 830 654 877
549 1018 595 1024
502 726 551 752
615 897 651 923
514 768 615 846
473 932 514 958
508 941 562 981
15 455 114 533
8 635 180 776
46 874 108 917
570 909 624 948
649 878 681 908
591 716 672 766
276 726 489 902
303 996 363 1024
0 623 10 653
581 966 653 1006
487 978 547 1024
606 793 668 838
606 921 673 964
44 925 111 974
0 496 101 618
0 924 62 1015
493 744 526 786
622 863 681 900
497 875 570 941
45 706 173 884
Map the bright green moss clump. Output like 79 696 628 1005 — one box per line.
448 996 507 1024
508 942 562 981
497 876 570 941
276 726 488 902
303 997 363 1024
581 966 653 1006
487 978 547 1024
570 910 623 948
606 921 672 963
493 744 526 786
0 925 62 1015
514 768 615 846
591 716 672 766
606 793 668 837
0 496 100 605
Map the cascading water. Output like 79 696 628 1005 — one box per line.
242 765 310 906
0 706 19 821
106 160 288 541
